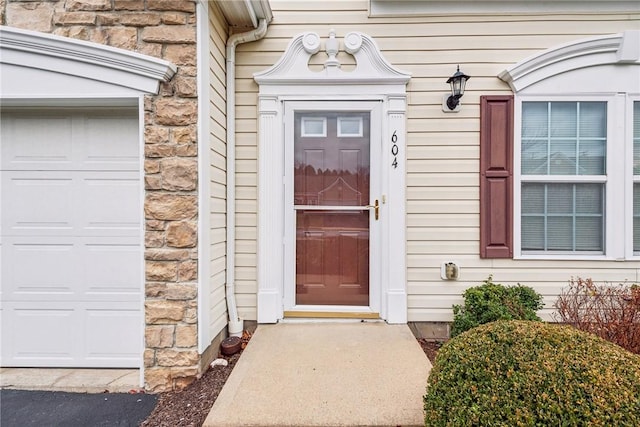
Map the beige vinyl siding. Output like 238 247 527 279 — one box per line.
234 32 260 321
207 2 229 339
234 0 640 322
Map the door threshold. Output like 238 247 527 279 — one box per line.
284 311 380 319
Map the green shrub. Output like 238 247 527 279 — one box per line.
424 320 640 426
451 276 543 337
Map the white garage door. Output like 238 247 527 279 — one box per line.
0 109 142 368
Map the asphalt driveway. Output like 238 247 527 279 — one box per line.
0 389 157 427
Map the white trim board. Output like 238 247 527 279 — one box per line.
370 0 640 16
196 0 212 354
0 25 176 96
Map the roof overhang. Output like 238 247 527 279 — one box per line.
214 0 273 29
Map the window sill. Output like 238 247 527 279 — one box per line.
515 254 635 261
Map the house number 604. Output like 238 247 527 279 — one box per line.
391 130 399 169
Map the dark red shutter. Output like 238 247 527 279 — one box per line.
480 95 514 258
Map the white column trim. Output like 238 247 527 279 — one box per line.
257 96 284 323
385 96 408 323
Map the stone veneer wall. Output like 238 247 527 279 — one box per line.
2 0 202 392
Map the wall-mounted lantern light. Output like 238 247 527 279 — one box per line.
443 65 470 112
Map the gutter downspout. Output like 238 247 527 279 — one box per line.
226 18 269 337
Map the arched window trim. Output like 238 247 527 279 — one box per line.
499 30 639 93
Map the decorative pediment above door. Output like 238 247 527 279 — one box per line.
254 29 410 89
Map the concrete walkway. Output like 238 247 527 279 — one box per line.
204 322 431 427
0 368 140 393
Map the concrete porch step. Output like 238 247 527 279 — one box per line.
204 322 431 426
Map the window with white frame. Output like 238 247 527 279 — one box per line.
520 101 607 254
301 117 327 137
500 30 640 259
337 116 363 137
518 98 640 258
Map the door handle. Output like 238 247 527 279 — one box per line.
366 199 379 220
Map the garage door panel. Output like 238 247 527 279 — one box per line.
84 241 142 301
1 172 74 236
1 111 138 172
3 237 141 303
1 306 78 365
83 115 139 171
1 115 74 170
2 171 141 238
1 302 141 367
81 172 140 236
2 239 77 300
85 308 141 364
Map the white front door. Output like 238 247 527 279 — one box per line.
283 101 382 315
0 108 142 367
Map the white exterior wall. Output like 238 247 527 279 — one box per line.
207 3 230 338
234 0 640 322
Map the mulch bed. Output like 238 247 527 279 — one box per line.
140 353 239 427
141 332 442 426
418 338 443 364
140 331 252 427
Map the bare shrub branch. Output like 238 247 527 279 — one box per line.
553 277 640 354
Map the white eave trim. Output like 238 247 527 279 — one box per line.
499 30 640 92
370 0 640 16
0 25 177 94
213 0 273 29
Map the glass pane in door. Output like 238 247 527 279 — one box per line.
294 112 370 306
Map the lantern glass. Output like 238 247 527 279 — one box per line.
451 78 461 96
457 77 467 96
445 66 470 110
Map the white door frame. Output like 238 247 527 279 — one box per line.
254 31 411 323
283 100 383 315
